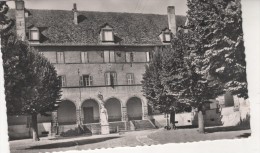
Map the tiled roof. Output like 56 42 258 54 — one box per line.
8 9 186 45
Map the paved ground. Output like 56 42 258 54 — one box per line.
9 127 251 153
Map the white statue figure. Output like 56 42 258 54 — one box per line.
99 101 109 125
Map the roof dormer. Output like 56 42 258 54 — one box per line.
100 23 114 43
28 26 40 43
159 28 172 43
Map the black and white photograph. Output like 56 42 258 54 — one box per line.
0 0 259 153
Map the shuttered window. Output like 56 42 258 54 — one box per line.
126 52 134 63
57 52 65 63
126 73 134 85
81 52 88 63
58 75 66 87
80 75 93 86
105 72 117 86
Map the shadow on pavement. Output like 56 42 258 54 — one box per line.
237 133 251 138
24 136 120 150
205 126 250 133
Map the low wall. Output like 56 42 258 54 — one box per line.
8 122 51 140
151 105 250 128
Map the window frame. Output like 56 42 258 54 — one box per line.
126 73 135 85
105 72 117 86
80 74 93 87
102 29 114 42
29 28 40 41
81 51 88 63
58 75 66 87
163 32 171 43
56 51 65 64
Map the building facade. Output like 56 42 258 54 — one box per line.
9 0 187 135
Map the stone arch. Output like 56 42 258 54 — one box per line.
126 97 143 120
104 97 122 122
81 99 100 124
57 100 76 125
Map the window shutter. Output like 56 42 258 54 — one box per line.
104 51 110 63
79 76 83 86
81 52 85 63
89 76 93 86
109 51 115 62
130 52 134 62
146 52 150 62
105 73 110 85
126 52 130 63
62 76 66 87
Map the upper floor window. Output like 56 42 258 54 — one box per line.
104 50 115 63
126 52 134 63
163 32 171 42
100 23 114 42
105 72 117 86
29 27 40 41
159 28 172 43
58 75 66 87
126 73 134 85
81 51 88 63
103 30 114 42
57 52 65 63
80 75 93 86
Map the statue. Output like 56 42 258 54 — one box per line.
99 101 109 125
97 92 110 134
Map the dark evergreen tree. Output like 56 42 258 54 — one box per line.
186 0 247 99
0 1 13 35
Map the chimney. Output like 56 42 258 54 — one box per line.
15 0 26 41
72 3 78 25
167 6 176 36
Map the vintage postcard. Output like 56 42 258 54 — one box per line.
0 0 259 153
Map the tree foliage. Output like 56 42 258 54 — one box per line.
2 33 62 116
142 48 176 114
186 0 248 99
0 1 14 35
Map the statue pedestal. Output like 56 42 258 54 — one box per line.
101 124 110 135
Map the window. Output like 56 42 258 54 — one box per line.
81 52 88 63
126 52 134 63
105 72 117 86
58 76 66 87
146 52 150 62
164 33 171 42
103 30 114 42
80 75 93 86
104 50 115 63
30 30 39 41
57 52 65 63
109 51 115 62
126 73 134 85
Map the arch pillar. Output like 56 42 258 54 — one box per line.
142 105 148 120
142 98 148 120
50 110 58 136
121 106 128 121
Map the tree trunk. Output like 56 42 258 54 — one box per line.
198 110 205 133
31 113 40 141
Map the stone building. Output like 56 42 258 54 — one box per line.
8 0 187 137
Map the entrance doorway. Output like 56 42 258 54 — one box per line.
83 107 94 123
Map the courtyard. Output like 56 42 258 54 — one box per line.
9 126 250 153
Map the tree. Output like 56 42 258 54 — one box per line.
186 0 248 99
0 1 13 35
1 33 62 141
159 30 221 133
142 47 180 129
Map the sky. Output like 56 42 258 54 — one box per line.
7 0 188 15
